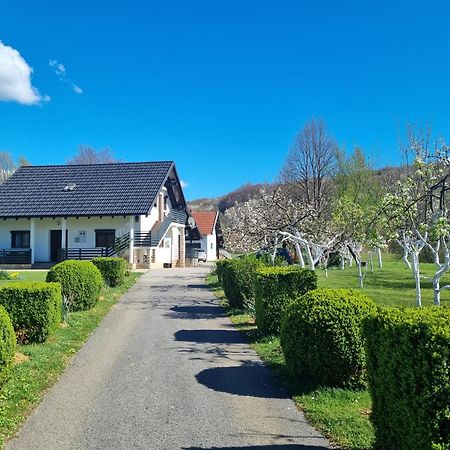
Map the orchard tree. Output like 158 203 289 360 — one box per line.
381 130 450 306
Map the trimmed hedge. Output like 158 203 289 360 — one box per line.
46 260 103 311
220 256 265 309
0 282 62 343
92 257 128 287
281 288 377 389
0 305 15 384
255 266 317 335
363 307 450 450
215 260 230 285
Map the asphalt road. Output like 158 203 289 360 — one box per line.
7 266 330 450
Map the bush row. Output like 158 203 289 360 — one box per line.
0 257 128 385
215 258 450 449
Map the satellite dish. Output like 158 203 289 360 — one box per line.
188 216 196 229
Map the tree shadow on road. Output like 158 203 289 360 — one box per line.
195 361 289 399
183 445 329 449
174 329 248 344
169 305 226 319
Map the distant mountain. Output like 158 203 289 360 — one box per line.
188 165 408 213
189 182 270 213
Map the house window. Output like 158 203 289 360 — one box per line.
95 229 115 248
11 231 30 248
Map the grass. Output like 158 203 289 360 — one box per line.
317 253 450 307
0 272 141 447
207 274 374 449
0 270 47 285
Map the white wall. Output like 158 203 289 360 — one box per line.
138 186 174 233
206 233 217 261
0 216 131 263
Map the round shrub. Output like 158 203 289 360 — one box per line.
46 260 103 311
255 266 317 335
0 305 16 385
281 288 377 389
92 257 128 287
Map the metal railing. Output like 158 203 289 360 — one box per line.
0 248 32 264
60 247 113 261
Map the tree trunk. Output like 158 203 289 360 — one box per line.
294 242 305 268
340 255 345 270
402 246 412 270
433 276 441 307
271 236 278 265
303 243 315 271
357 262 363 288
368 252 374 273
376 247 383 268
411 251 422 307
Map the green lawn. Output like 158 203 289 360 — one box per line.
317 253 450 307
0 271 47 285
207 255 450 449
0 272 141 447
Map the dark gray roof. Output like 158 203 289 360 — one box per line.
0 161 176 218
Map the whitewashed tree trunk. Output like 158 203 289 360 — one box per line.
410 251 422 307
357 261 363 288
271 236 278 264
294 242 305 268
340 255 345 270
397 239 412 270
368 251 374 273
376 247 383 268
303 243 315 271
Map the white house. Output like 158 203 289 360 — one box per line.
0 161 189 269
185 211 222 262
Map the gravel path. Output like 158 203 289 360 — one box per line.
7 267 330 450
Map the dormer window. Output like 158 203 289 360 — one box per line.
63 183 76 191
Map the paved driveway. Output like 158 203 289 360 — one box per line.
7 267 330 450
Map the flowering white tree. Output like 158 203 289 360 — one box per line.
381 132 450 306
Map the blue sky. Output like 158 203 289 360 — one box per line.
1 1 449 200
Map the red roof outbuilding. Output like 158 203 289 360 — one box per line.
191 211 218 236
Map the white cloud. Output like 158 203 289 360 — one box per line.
49 60 66 76
49 59 82 94
180 180 189 189
0 41 47 105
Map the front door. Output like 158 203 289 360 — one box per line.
50 230 68 262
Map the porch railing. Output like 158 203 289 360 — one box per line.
60 247 113 261
0 248 32 265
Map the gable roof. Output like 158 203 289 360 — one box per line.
0 161 181 218
191 211 218 236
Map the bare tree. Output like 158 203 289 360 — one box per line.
0 151 16 182
280 118 337 213
67 146 120 165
